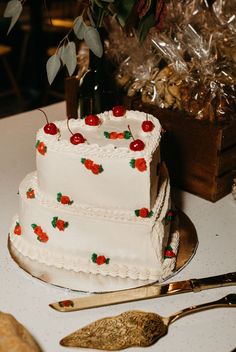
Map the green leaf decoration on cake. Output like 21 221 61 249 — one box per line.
130 158 147 172
81 158 104 175
124 130 132 139
31 223 49 243
35 140 47 155
91 253 110 265
130 159 135 168
51 216 69 231
57 192 73 205
104 131 110 139
103 131 131 139
134 208 153 218
164 209 175 225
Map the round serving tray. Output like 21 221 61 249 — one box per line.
8 211 198 293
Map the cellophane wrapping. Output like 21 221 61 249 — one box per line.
105 0 236 122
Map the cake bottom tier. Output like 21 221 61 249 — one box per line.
9 166 179 282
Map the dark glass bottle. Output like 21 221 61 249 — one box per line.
78 50 103 117
78 31 119 118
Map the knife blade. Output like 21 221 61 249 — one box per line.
49 271 236 312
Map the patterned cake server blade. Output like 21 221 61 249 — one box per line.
49 272 236 312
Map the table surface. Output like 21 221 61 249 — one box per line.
0 102 236 352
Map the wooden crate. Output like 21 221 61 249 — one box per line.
124 97 236 202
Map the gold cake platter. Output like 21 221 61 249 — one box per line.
8 211 198 293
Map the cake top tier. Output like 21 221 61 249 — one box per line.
36 108 161 159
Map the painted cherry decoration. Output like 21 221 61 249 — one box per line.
85 114 100 126
70 133 86 145
142 114 154 132
38 108 58 135
130 139 145 151
128 125 145 151
67 119 86 145
112 105 126 117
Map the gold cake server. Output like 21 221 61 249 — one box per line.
49 272 236 312
60 294 236 350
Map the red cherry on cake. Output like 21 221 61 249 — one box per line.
142 114 154 132
112 105 126 117
128 124 145 151
142 120 154 132
70 133 86 145
130 139 145 151
44 123 58 135
67 119 86 145
38 108 58 135
85 114 100 126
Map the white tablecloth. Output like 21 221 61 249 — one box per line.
0 102 236 352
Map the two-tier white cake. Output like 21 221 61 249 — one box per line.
9 107 179 282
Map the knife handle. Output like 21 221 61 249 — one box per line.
191 272 236 292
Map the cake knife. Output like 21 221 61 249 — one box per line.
49 272 236 312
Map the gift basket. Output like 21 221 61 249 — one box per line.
102 0 236 201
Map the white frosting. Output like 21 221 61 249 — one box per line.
9 165 179 281
9 109 179 282
36 111 161 156
36 110 161 211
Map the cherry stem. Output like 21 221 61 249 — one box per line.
67 119 74 136
127 124 134 141
146 113 148 121
38 108 48 124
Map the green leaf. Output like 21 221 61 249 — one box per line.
58 45 66 66
46 53 61 85
104 131 110 138
63 41 77 76
57 193 62 202
73 16 85 40
148 210 154 218
91 253 97 263
83 25 103 58
124 130 131 139
51 217 58 228
138 13 155 43
4 0 22 34
114 0 137 27
129 159 135 168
